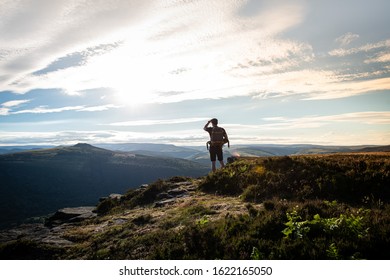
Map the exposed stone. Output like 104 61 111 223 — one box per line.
154 198 177 208
99 193 123 202
153 183 193 207
167 188 188 196
0 223 75 247
157 192 173 200
41 235 74 246
45 206 96 226
0 223 49 243
109 193 122 200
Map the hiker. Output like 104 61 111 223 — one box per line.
204 118 230 172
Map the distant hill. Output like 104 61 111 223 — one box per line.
356 145 390 153
184 144 390 165
0 143 209 229
96 143 200 159
226 144 390 156
89 143 388 167
2 142 388 158
0 145 54 155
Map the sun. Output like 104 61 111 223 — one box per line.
87 44 162 106
114 87 156 107
111 61 158 106
82 35 218 106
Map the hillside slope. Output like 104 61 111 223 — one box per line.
0 152 389 260
0 143 208 229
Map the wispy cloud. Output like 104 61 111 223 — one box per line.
8 103 119 115
224 111 390 145
0 1 389 147
1 99 30 108
32 43 121 76
335 32 360 47
2 0 387 104
0 130 117 146
1 0 389 105
364 52 390 64
78 104 120 112
109 117 208 127
261 111 390 129
0 129 208 146
0 0 309 102
329 39 390 57
0 99 30 115
13 105 85 114
1 111 388 146
0 0 152 91
303 77 390 100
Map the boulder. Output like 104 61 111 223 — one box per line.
99 193 123 202
45 206 96 226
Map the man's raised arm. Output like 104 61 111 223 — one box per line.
204 120 211 131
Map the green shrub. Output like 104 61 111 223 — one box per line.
200 154 390 205
96 198 119 215
123 179 171 208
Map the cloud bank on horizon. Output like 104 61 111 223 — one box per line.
0 0 389 146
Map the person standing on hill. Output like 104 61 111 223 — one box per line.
204 118 230 172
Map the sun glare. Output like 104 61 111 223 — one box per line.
85 41 163 106
79 27 260 106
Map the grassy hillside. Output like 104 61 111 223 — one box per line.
0 152 389 260
0 143 208 228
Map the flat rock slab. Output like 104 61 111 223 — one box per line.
46 206 96 226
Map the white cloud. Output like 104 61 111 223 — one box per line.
1 99 30 107
78 104 120 112
1 110 388 146
0 0 153 90
0 128 208 146
329 39 390 57
261 111 390 129
0 107 10 116
303 77 390 100
0 130 112 146
109 117 208 127
13 105 85 114
321 111 390 125
7 0 385 103
224 112 390 145
335 32 360 46
0 0 309 103
0 99 30 115
364 52 390 64
1 0 388 105
0 0 389 147
9 103 118 115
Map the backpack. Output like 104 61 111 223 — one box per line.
210 126 226 145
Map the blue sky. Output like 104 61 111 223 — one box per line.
0 0 389 146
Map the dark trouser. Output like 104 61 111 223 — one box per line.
209 145 223 161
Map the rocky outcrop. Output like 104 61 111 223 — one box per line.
0 206 97 250
45 206 97 227
0 177 207 258
154 181 196 207
0 179 199 253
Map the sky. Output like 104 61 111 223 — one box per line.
0 0 389 147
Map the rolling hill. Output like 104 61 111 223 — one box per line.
0 143 209 229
